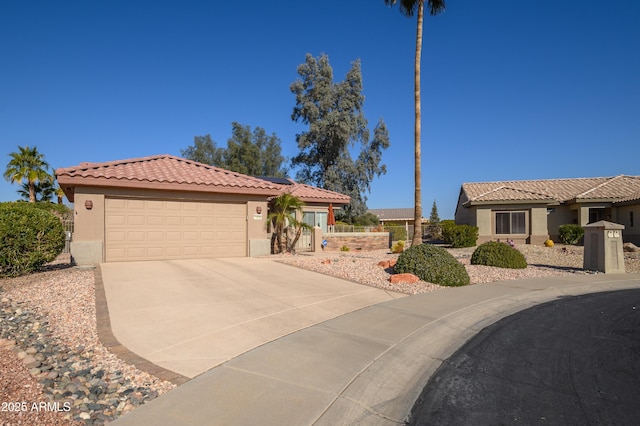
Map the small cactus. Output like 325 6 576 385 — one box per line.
544 239 554 247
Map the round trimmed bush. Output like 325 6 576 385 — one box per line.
394 243 470 287
558 224 584 245
0 202 65 277
471 241 527 269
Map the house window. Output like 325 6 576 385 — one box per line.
495 211 526 234
631 211 634 227
303 211 328 233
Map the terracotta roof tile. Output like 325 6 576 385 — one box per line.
275 181 350 204
56 155 352 204
462 175 640 205
56 155 282 200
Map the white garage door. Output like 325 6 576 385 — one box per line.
105 198 246 262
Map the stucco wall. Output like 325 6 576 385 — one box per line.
472 204 551 245
616 204 640 245
529 206 550 245
546 206 576 241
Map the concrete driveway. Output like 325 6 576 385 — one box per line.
99 257 405 379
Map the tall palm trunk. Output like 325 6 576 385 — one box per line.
412 1 424 246
29 181 36 203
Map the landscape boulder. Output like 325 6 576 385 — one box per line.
377 259 397 269
389 273 419 284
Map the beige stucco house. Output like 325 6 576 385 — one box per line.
56 154 349 264
455 175 640 245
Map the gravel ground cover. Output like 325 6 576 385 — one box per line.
0 255 175 425
277 243 640 295
1 245 638 425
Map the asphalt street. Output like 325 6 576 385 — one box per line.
409 289 640 426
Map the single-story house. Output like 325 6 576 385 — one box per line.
56 154 350 264
368 208 427 227
455 175 640 245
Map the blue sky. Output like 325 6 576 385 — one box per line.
2 0 638 219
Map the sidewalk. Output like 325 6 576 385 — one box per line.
112 273 640 425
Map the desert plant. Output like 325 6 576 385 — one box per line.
394 243 470 287
267 193 310 254
391 240 405 253
341 245 350 252
544 239 554 247
386 226 407 241
0 202 65 277
442 223 479 248
558 224 584 245
471 241 527 269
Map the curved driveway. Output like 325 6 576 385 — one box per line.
100 257 405 379
107 268 640 426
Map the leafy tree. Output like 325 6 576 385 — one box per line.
4 146 53 203
180 135 225 166
429 199 440 224
384 0 446 246
267 193 310 254
290 53 390 220
181 124 288 177
225 122 288 177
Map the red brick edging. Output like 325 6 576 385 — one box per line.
93 265 190 386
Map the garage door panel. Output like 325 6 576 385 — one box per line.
107 215 126 226
128 200 145 209
128 215 145 226
148 231 163 241
105 198 246 261
127 231 145 241
166 231 182 241
166 216 181 225
148 248 164 257
148 216 163 226
184 216 199 226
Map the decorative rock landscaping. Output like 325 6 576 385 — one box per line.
0 297 165 424
0 257 174 425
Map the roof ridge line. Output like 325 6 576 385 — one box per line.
576 174 624 198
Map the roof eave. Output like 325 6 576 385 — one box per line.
56 175 282 200
464 199 558 207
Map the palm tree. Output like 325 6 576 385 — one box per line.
4 146 52 203
267 193 310 254
384 0 446 246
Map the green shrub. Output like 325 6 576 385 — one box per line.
558 224 584 245
0 202 65 277
394 243 470 287
442 223 479 248
471 241 527 269
340 245 350 252
386 226 407 241
32 202 73 220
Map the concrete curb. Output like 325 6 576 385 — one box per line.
110 273 640 425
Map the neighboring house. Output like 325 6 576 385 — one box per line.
455 175 640 245
368 208 427 227
56 155 349 264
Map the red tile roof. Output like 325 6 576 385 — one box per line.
56 155 283 201
461 175 640 206
276 180 351 204
56 154 351 205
